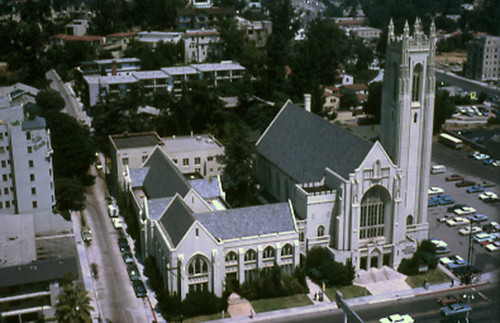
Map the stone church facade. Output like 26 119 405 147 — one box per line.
255 20 435 270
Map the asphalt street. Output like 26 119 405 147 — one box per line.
436 69 500 99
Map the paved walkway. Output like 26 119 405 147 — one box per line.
212 270 498 322
354 266 412 295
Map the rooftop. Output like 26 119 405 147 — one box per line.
162 134 222 153
110 131 162 150
191 61 245 72
161 66 199 75
133 70 169 79
81 58 140 66
186 29 219 36
84 74 137 85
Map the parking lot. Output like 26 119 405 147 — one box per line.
428 141 500 274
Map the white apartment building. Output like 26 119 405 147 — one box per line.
184 29 221 63
465 35 500 81
137 31 183 48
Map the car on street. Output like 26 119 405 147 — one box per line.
81 227 92 243
440 303 472 318
132 280 147 298
458 226 482 236
428 187 445 195
437 295 462 306
467 213 488 222
112 218 123 229
473 232 495 244
483 158 496 166
122 251 134 264
485 241 500 252
455 180 475 188
118 237 130 253
447 216 470 226
452 206 476 216
108 204 119 217
466 185 484 193
127 264 141 281
379 314 414 323
474 153 490 161
439 255 464 267
445 174 464 181
493 160 500 167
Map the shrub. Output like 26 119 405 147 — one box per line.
398 240 438 275
182 291 227 318
305 247 355 287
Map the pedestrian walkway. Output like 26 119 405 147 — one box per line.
306 277 331 304
212 270 498 322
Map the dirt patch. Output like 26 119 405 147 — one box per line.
436 51 467 70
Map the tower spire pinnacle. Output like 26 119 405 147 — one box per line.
388 18 394 44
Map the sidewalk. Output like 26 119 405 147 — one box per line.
212 270 498 322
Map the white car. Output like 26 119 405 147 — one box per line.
438 214 453 223
479 191 498 201
379 314 414 323
430 239 448 248
112 218 123 229
453 206 476 216
458 226 482 236
446 216 470 226
108 204 119 217
428 187 445 195
485 241 500 252
439 255 464 266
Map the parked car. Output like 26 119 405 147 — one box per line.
478 181 495 188
122 251 134 264
81 227 92 243
440 255 466 269
430 239 450 254
118 237 130 253
452 206 476 216
127 264 141 281
438 214 453 223
485 241 500 252
467 214 488 222
437 295 462 306
132 280 147 297
493 160 500 167
447 204 467 213
479 192 500 203
458 226 482 236
483 158 496 166
379 314 414 323
466 185 484 193
428 198 439 207
446 174 464 181
112 218 123 229
473 232 495 244
446 216 470 226
455 180 475 188
428 187 445 195
439 195 455 205
482 222 500 233
108 204 119 217
440 303 472 318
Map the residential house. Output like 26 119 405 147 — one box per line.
184 29 221 63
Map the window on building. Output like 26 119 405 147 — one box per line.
2 174 7 181
122 157 129 165
317 225 325 237
263 246 275 260
299 232 304 242
27 146 32 154
29 160 34 168
0 147 4 154
26 131 31 140
187 256 209 293
183 158 189 166
406 215 413 227
3 187 8 194
0 133 3 140
195 228 199 237
32 201 37 208
244 249 258 282
244 249 257 262
172 158 177 164
207 156 214 161
194 157 201 165
0 202 2 208
359 186 389 240
6 201 10 208
0 161 4 168
225 251 237 263
411 64 423 103
281 244 293 257
30 174 35 181
31 187 36 195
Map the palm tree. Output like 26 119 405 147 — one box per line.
55 282 94 323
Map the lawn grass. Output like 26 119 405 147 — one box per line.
325 284 371 301
184 313 223 323
405 268 450 288
251 294 312 313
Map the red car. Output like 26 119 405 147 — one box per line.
456 180 476 187
438 295 462 306
446 174 464 181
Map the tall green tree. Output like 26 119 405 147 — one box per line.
433 89 455 133
363 81 382 122
55 178 86 215
221 123 257 207
36 89 65 112
55 282 93 323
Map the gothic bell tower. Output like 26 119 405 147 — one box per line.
380 19 435 241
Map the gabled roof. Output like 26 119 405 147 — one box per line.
158 196 195 247
194 203 295 241
256 101 373 181
147 197 173 220
142 147 191 199
188 178 222 199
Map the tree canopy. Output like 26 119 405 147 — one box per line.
55 282 93 323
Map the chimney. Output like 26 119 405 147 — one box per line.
304 93 311 112
111 60 117 76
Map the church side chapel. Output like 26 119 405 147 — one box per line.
256 19 435 270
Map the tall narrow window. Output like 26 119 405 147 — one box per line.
412 64 423 103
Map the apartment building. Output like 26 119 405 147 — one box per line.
137 31 183 48
236 17 272 48
465 35 500 81
184 29 221 63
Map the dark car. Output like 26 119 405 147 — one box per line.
455 180 475 188
446 174 464 181
127 264 141 281
447 204 467 213
122 251 134 264
466 185 484 193
118 237 130 253
439 196 455 205
132 280 147 298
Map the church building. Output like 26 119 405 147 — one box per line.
255 19 435 270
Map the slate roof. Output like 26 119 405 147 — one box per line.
129 167 150 187
158 196 195 247
110 131 162 149
142 148 191 199
194 203 295 241
188 178 221 199
256 102 373 181
147 197 173 220
0 257 78 288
